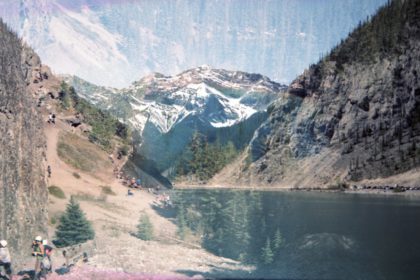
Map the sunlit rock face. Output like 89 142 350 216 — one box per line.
0 0 387 87
239 0 420 187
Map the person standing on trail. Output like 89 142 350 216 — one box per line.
40 240 53 278
47 165 51 178
0 240 12 280
32 236 44 279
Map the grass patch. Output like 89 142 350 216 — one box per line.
73 172 81 179
73 192 107 202
57 132 111 173
48 185 66 199
101 185 116 196
72 192 126 215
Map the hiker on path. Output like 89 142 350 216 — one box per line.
0 240 12 280
32 236 44 279
47 165 51 178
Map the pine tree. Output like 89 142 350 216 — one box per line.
273 228 283 251
176 203 188 240
54 196 95 247
261 237 274 265
136 213 154 241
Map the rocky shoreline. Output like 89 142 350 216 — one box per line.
173 183 420 196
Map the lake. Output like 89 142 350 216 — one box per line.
169 189 420 279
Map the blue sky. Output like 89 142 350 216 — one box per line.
0 0 389 87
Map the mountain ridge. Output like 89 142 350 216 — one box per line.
65 66 286 177
216 0 420 188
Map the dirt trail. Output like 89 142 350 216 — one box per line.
44 119 252 277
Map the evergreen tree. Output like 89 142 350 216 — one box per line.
214 192 250 260
261 237 274 265
54 196 95 247
136 213 154 241
59 81 72 109
176 203 188 240
273 228 283 251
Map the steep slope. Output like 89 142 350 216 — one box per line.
0 0 388 87
0 20 50 267
66 66 285 175
223 0 420 188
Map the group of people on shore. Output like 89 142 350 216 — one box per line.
0 236 53 280
114 167 173 207
154 192 173 208
114 168 143 190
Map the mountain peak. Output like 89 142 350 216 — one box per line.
131 66 285 97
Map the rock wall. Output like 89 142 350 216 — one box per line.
0 21 48 267
233 0 420 187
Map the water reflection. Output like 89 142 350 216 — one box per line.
170 190 420 279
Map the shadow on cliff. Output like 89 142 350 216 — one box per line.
123 153 173 189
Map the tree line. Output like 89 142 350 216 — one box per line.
59 81 131 150
175 132 239 181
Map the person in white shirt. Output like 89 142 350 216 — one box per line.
0 240 12 279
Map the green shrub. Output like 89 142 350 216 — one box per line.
50 216 57 225
136 213 154 241
48 185 66 199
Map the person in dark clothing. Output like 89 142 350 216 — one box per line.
40 242 53 278
47 166 51 178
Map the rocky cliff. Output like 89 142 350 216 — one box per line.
0 20 49 266
226 0 420 187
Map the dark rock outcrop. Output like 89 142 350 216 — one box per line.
0 21 48 267
237 0 420 187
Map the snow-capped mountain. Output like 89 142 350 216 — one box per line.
0 0 388 87
65 66 286 172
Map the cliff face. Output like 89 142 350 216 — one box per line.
233 0 420 187
0 21 48 265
